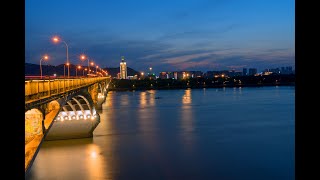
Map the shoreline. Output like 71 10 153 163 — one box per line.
108 82 295 91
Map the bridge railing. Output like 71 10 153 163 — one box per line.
25 77 109 102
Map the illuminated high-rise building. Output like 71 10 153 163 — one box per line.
119 56 127 79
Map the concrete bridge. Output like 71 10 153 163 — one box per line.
25 77 110 174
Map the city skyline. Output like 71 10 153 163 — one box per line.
25 0 295 73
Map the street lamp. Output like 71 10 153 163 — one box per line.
76 65 81 77
89 61 94 75
63 62 69 78
149 67 152 80
80 54 91 77
83 68 87 76
96 65 99 74
40 55 49 79
52 36 70 78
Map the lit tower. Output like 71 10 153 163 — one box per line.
120 56 127 79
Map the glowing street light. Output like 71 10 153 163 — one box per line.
52 35 70 78
80 54 91 77
149 67 153 79
96 65 99 74
64 62 70 78
40 55 49 79
76 65 81 77
83 68 87 76
90 61 95 75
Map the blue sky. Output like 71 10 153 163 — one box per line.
25 0 294 73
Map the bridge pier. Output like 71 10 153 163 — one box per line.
45 113 100 140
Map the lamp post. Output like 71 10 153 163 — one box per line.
149 67 152 80
40 55 49 79
96 65 99 75
52 36 70 78
80 54 91 77
91 62 94 74
76 65 81 77
63 64 66 78
66 62 69 77
83 68 87 76
63 62 69 78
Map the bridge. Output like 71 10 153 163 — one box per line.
25 76 111 175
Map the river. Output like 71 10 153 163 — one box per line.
26 86 295 180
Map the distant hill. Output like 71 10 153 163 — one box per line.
25 63 139 77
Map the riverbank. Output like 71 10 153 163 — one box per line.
107 82 295 91
108 74 295 91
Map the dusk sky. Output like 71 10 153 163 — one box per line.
25 0 295 73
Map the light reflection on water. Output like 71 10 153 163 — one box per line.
180 89 195 154
26 86 295 180
181 89 194 132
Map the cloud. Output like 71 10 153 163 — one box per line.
157 24 238 42
162 52 214 64
138 46 294 72
26 29 294 73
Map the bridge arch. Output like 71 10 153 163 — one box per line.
71 97 85 112
54 94 97 122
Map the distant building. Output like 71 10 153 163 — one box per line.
243 68 247 76
220 70 229 77
263 69 273 75
119 56 127 79
206 71 219 78
248 68 257 76
159 72 168 79
176 71 190 79
205 70 229 78
233 71 242 76
229 70 236 77
174 72 178 79
157 70 203 79
280 66 293 74
269 68 280 74
189 71 203 78
128 75 138 80
167 72 175 79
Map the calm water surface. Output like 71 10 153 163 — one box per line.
26 86 295 180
